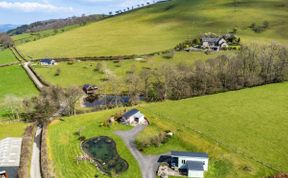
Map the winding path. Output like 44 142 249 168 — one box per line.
115 125 160 178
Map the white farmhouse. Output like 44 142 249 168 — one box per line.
40 59 56 66
120 109 147 126
171 151 209 178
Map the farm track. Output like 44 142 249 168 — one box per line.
22 62 45 90
115 125 160 178
30 127 42 178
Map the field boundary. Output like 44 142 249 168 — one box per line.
30 49 173 62
11 46 28 62
0 61 19 67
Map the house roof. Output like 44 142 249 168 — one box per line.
201 37 220 43
0 138 22 167
83 84 98 90
122 109 144 119
40 59 54 63
171 151 208 158
83 84 92 90
187 161 204 171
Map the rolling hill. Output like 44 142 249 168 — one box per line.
18 0 288 59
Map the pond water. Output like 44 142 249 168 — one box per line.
83 95 144 108
82 136 128 175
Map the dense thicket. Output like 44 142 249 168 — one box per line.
123 43 288 103
22 86 82 123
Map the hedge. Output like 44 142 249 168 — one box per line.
41 123 56 178
17 124 36 178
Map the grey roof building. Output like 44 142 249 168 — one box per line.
0 138 22 178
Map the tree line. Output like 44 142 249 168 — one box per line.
120 43 288 104
8 14 107 35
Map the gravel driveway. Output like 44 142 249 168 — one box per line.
115 125 160 178
30 126 42 178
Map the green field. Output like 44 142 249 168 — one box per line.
137 82 288 176
0 65 38 120
0 49 17 64
47 82 288 178
0 122 28 139
33 51 227 89
48 110 141 178
18 0 288 58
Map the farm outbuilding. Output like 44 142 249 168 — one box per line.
120 109 147 126
40 59 56 66
0 138 22 178
171 151 209 178
82 84 98 95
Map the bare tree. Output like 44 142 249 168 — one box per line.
0 33 13 48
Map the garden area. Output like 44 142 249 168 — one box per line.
47 109 141 178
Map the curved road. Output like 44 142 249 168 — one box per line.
115 125 160 178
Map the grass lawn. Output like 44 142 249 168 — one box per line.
0 122 28 140
0 65 38 120
135 82 288 177
47 109 141 178
18 0 288 58
32 51 228 90
0 48 17 64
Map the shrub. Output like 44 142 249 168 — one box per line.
249 21 269 33
162 50 175 59
54 68 61 76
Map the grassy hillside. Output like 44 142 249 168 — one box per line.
138 82 288 174
0 49 17 64
12 24 80 45
18 0 288 58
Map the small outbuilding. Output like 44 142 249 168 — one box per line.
120 109 147 126
82 84 98 95
171 151 209 178
0 138 22 178
40 59 56 66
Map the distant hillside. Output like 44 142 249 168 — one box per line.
18 0 288 58
0 24 19 33
8 14 107 35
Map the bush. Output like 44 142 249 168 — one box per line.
54 68 61 76
162 50 175 59
249 21 269 33
136 131 172 151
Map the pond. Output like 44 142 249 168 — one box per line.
81 136 128 175
83 95 145 108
